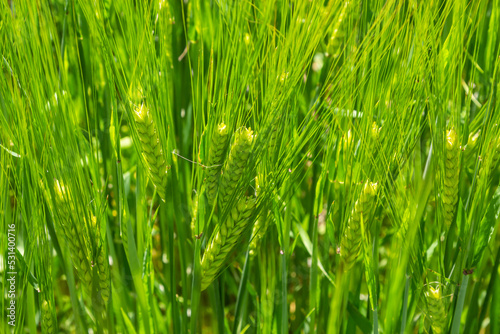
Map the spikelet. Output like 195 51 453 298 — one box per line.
133 104 168 201
218 128 254 211
201 197 255 290
426 286 448 333
249 175 267 257
205 123 229 205
41 300 56 334
340 181 379 271
464 130 480 163
443 129 460 227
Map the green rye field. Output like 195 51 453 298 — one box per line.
1 0 500 333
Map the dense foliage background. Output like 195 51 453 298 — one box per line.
1 0 500 333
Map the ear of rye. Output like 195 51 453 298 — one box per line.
218 127 253 212
41 300 56 334
205 123 229 205
426 286 448 334
340 181 379 271
201 197 255 290
443 128 459 227
90 216 110 306
54 181 92 287
133 104 168 202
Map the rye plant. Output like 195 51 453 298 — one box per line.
1 0 500 333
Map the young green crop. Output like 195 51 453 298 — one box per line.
2 0 500 333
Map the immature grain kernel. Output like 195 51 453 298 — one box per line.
426 286 447 334
133 104 169 201
218 127 254 211
340 181 379 270
205 123 229 205
201 197 255 290
443 128 460 227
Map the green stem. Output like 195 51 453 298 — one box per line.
190 239 202 334
450 274 469 334
400 272 410 334
308 215 319 334
328 270 349 334
233 250 251 334
27 278 36 334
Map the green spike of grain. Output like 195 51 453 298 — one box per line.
249 175 268 257
478 136 500 182
41 300 56 334
96 249 110 304
367 121 381 161
133 104 169 201
90 216 110 305
248 216 267 258
201 197 255 290
218 127 254 211
397 207 410 242
340 181 379 271
53 181 92 287
489 137 500 177
464 130 480 163
443 128 460 227
329 180 343 225
370 121 381 142
205 123 229 205
426 286 448 334
326 0 353 57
